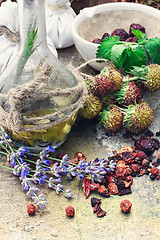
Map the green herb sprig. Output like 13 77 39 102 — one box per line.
16 22 38 81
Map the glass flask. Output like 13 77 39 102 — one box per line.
0 0 82 151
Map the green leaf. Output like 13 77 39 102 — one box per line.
143 37 160 64
123 46 147 71
110 44 128 68
96 36 120 60
132 29 147 44
96 35 147 71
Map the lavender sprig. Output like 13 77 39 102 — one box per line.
48 177 74 199
0 127 117 212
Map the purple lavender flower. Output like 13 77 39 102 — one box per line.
43 159 51 166
9 153 17 167
44 145 55 153
32 193 47 210
33 170 47 185
13 165 21 176
78 160 86 170
67 173 73 180
12 162 30 179
64 189 74 199
56 184 65 195
8 147 30 167
21 177 34 191
27 185 40 197
77 172 85 181
40 146 55 161
16 147 29 157
109 160 117 171
48 177 56 190
39 175 47 185
19 163 30 180
59 154 70 167
0 128 11 146
50 162 62 178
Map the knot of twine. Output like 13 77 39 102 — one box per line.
0 61 88 132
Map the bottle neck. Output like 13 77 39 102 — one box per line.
17 0 47 50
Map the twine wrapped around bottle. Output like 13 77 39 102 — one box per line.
0 61 88 132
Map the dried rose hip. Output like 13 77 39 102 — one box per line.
124 175 133 188
91 197 102 213
125 36 138 42
96 207 106 217
98 185 107 194
27 204 36 215
82 178 91 198
65 206 75 217
92 38 102 44
82 178 99 198
91 197 102 207
70 152 86 164
120 199 132 213
134 137 159 155
101 32 110 40
108 182 118 195
142 159 150 167
90 182 100 191
93 203 100 213
118 187 132 196
129 23 145 36
150 167 159 176
116 178 125 190
111 29 129 41
138 169 146 177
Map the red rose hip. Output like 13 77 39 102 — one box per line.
120 199 132 213
65 206 75 217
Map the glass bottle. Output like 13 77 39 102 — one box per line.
0 0 81 151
